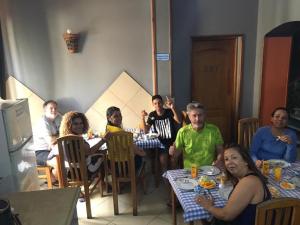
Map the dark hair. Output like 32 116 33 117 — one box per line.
224 144 267 185
271 107 288 117
106 106 121 126
60 111 89 136
43 100 57 108
152 95 163 102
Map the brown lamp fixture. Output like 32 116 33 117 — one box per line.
63 29 79 53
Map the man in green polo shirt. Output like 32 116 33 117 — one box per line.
169 102 224 169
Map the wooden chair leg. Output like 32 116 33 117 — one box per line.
104 154 109 194
154 148 160 188
84 183 92 219
45 167 53 189
131 177 137 216
111 163 119 215
172 188 177 225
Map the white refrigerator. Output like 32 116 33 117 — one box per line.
0 98 39 192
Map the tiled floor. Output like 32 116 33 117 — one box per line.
76 175 187 225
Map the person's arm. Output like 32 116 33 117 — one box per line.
213 144 224 168
283 131 298 162
165 97 181 124
140 110 150 133
196 176 258 221
88 132 111 155
212 126 224 167
250 128 264 165
169 144 182 157
170 129 184 158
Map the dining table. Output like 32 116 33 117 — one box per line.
164 161 300 225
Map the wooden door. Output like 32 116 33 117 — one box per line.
191 36 243 143
259 37 292 126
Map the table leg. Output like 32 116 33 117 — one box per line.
172 188 177 225
154 148 160 187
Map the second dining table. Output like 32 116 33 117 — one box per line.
164 161 300 225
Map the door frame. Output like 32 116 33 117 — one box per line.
190 35 244 142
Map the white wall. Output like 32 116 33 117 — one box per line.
253 0 300 116
0 0 161 113
172 0 259 116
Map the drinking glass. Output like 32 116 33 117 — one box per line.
274 167 282 182
262 161 270 176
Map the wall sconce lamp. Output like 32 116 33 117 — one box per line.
63 29 80 53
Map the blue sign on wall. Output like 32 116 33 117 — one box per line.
156 53 170 61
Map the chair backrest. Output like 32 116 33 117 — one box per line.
237 117 259 150
57 135 88 188
106 131 135 179
255 197 300 225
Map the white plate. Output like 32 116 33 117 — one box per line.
267 159 290 168
175 178 198 190
146 133 159 139
199 166 220 176
291 177 300 187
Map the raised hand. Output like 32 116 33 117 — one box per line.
277 135 292 144
165 96 175 109
141 110 148 118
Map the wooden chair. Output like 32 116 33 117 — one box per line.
36 165 53 189
56 135 104 219
106 131 145 216
237 117 259 150
255 197 300 225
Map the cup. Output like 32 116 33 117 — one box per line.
274 167 282 182
191 164 198 178
262 161 270 176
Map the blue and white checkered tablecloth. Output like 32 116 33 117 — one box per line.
164 169 227 223
135 138 165 149
164 161 300 223
267 161 300 198
125 128 165 150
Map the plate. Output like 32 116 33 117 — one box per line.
175 178 198 190
199 179 216 189
267 159 290 168
291 177 300 187
199 166 220 175
146 133 159 139
267 185 281 198
280 181 296 190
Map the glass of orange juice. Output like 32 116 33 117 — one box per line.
274 167 282 182
191 164 198 178
262 160 270 176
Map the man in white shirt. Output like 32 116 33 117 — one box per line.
33 100 62 166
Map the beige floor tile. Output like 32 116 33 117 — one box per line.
78 217 110 225
148 217 172 225
111 214 157 225
77 172 188 225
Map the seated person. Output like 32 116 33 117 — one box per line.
33 100 62 166
250 107 297 167
169 102 224 169
106 106 146 171
140 95 181 171
196 144 271 225
47 111 109 178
